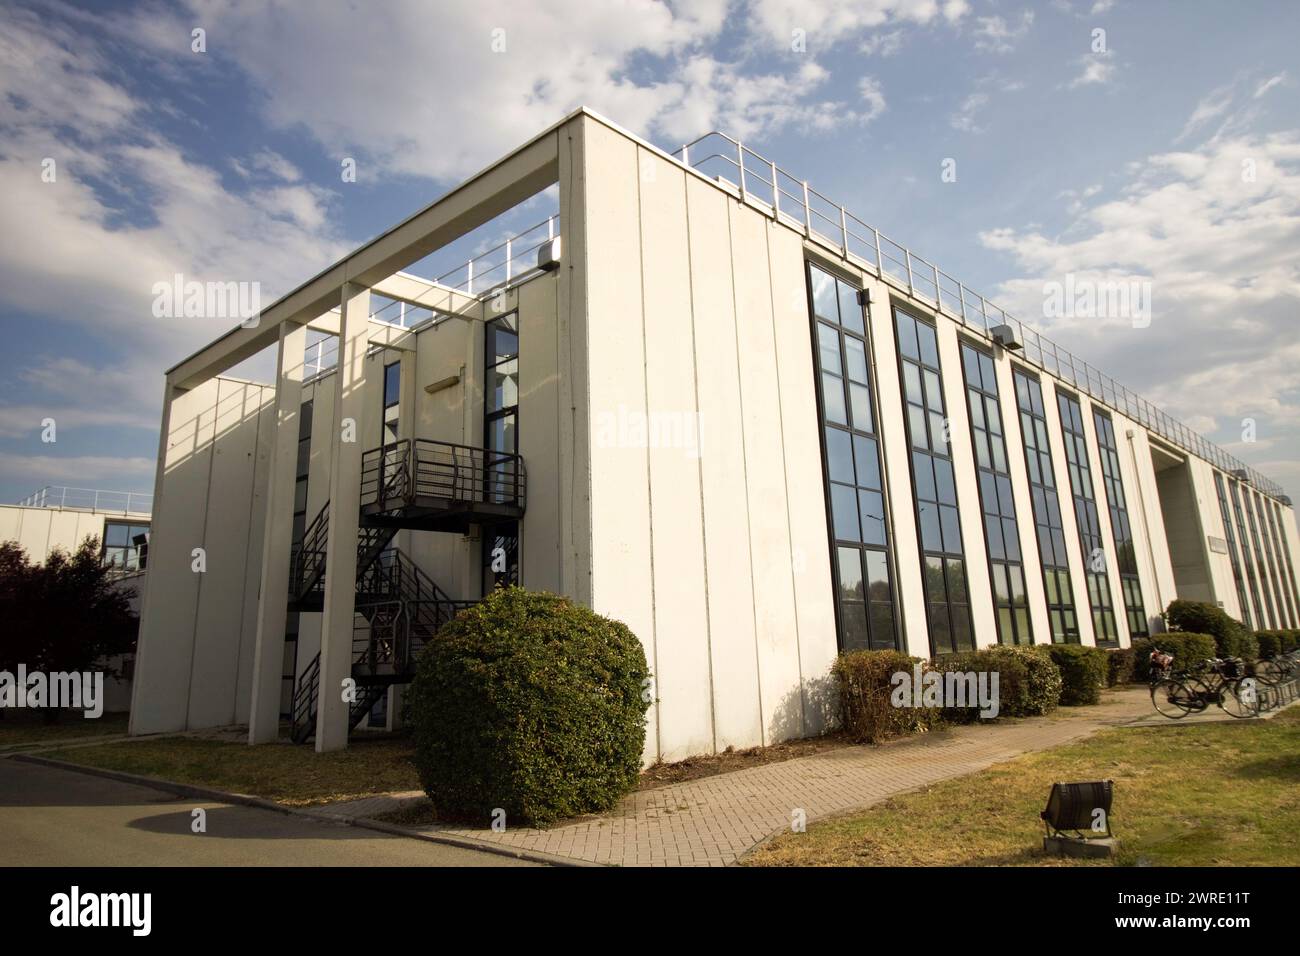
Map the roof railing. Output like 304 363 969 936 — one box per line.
673 131 1285 500
16 486 153 514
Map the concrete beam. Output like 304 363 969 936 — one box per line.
167 132 558 390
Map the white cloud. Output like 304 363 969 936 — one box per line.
1253 71 1287 99
0 453 157 485
1068 50 1116 88
748 0 968 49
950 92 989 132
977 98 1300 494
860 30 906 57
972 11 1034 54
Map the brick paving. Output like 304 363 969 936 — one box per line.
345 685 1158 866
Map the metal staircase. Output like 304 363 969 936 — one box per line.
285 437 521 744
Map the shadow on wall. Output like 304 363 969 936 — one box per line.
769 671 841 743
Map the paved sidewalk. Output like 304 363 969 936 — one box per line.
350 686 1158 867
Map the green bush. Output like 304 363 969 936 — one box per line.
405 587 650 827
1164 599 1257 660
1041 644 1108 705
930 650 1019 724
1255 630 1283 659
1132 632 1218 681
932 646 1061 719
833 650 937 742
1255 629 1299 657
1105 647 1137 686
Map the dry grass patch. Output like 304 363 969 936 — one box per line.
747 709 1300 867
54 734 421 807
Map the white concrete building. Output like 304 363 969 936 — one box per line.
1 486 151 713
129 109 1300 762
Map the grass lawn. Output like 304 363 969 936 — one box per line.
747 709 1300 867
0 711 130 748
52 735 422 807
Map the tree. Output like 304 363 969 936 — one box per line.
0 537 139 721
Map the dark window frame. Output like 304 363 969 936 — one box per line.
893 302 973 657
1055 387 1119 646
960 339 1032 646
1011 365 1080 644
807 261 900 652
1091 408 1148 638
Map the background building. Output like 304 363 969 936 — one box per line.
128 109 1300 763
1 485 151 712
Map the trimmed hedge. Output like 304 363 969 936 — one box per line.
933 646 1061 719
1164 599 1257 660
1132 632 1217 682
833 650 936 742
1105 647 1137 687
1040 644 1108 705
405 587 650 827
1255 629 1300 658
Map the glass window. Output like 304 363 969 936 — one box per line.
897 306 970 654
1058 390 1116 645
1092 408 1147 637
809 263 897 651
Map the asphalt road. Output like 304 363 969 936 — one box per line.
0 758 537 867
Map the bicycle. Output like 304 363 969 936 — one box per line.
1253 648 1297 687
1149 652 1259 719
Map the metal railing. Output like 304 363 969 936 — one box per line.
16 486 153 514
672 131 1286 500
301 214 559 377
360 438 526 513
430 214 558 297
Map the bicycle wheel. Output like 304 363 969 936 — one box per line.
1151 678 1195 718
1254 658 1287 687
1220 678 1260 719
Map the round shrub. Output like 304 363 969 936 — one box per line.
1105 647 1137 686
1164 599 1257 660
833 649 937 742
1132 632 1217 681
405 587 650 827
1006 646 1063 716
1041 644 1108 705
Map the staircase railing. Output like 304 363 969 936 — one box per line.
360 438 526 512
289 652 321 744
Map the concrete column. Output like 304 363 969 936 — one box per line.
128 376 181 737
247 320 307 744
316 282 370 752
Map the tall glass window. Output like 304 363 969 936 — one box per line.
483 312 519 593
1092 410 1148 637
292 400 313 545
809 264 897 650
1013 368 1079 644
1257 489 1293 627
1229 479 1266 626
961 342 1031 645
895 306 971 655
1271 499 1300 623
1057 390 1119 646
1240 487 1277 628
1213 472 1253 628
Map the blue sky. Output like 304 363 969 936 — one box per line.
1 0 1298 504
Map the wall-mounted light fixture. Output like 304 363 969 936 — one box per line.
1231 468 1249 481
537 237 562 272
989 323 1023 351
